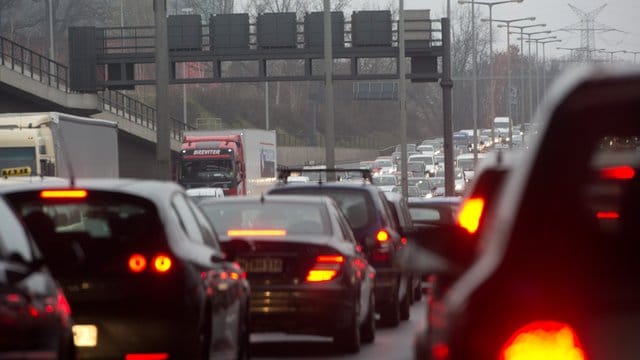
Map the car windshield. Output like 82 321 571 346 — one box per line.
269 188 374 231
6 191 163 277
373 176 397 186
200 201 330 236
375 160 393 168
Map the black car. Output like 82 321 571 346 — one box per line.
0 195 74 359
198 195 376 353
0 179 250 360
269 170 412 327
412 68 640 359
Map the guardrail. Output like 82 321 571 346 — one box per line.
98 88 194 141
0 36 69 91
0 35 193 142
277 132 387 149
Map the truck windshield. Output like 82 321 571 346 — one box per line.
0 147 36 173
181 159 234 181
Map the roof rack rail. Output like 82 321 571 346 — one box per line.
278 168 372 184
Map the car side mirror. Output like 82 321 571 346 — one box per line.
398 225 475 276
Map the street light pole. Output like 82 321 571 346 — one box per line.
154 0 171 179
518 30 550 121
47 0 54 60
599 50 627 63
492 16 534 148
323 0 335 176
539 39 561 100
628 51 640 64
399 0 408 198
525 36 555 110
503 23 544 125
459 0 523 154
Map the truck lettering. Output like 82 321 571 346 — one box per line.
193 149 222 155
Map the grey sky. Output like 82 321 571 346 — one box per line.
405 0 640 59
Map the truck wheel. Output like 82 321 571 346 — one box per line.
360 293 376 344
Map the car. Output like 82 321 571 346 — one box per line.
372 158 395 175
391 185 423 200
197 195 376 353
371 174 398 193
408 154 437 177
427 177 446 197
269 170 413 327
0 195 75 359
384 191 422 305
416 145 435 156
408 161 427 178
408 178 433 197
185 187 225 204
0 179 250 360
411 67 640 360
407 197 460 228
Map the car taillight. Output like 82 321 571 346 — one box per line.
227 229 287 237
596 211 619 219
128 254 172 274
306 254 343 282
376 229 390 243
152 254 172 274
128 254 147 273
125 354 169 360
600 165 635 180
457 197 485 234
501 321 586 360
40 189 88 199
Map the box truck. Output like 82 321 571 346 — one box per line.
179 129 277 195
0 112 118 178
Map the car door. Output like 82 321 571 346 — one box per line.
0 198 67 357
170 193 233 356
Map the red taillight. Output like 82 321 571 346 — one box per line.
501 321 586 360
457 197 485 234
600 165 635 180
56 290 71 317
125 354 169 360
596 211 619 219
152 254 172 274
128 254 147 273
40 189 88 199
432 343 450 360
376 230 390 243
306 254 343 283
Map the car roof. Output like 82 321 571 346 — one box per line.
0 178 183 202
271 181 379 192
408 197 460 205
199 194 333 207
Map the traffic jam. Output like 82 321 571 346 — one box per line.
0 67 639 359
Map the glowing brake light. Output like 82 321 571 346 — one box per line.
152 255 172 274
376 230 390 242
128 254 147 273
596 211 619 219
501 321 586 360
600 165 635 180
40 189 88 199
125 354 169 360
227 229 287 237
457 197 485 234
306 254 343 282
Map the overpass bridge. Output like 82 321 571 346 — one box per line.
0 35 381 175
0 35 191 178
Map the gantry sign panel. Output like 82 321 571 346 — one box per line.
68 10 442 92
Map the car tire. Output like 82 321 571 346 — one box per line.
198 306 213 360
380 284 401 327
360 293 376 344
400 285 411 321
236 301 250 360
334 301 361 353
414 281 423 302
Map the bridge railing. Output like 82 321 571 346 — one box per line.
0 36 69 91
0 35 193 142
98 88 194 141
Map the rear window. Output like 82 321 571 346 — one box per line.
409 208 441 222
373 176 397 186
269 188 374 230
6 191 164 276
200 202 330 236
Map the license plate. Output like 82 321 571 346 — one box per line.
238 258 283 273
72 324 98 347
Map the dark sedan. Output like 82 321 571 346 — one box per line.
0 195 74 359
0 179 250 360
198 195 376 353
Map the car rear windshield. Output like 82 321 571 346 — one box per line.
200 202 330 236
5 191 164 276
373 176 396 186
269 188 374 231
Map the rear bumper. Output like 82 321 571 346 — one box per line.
374 268 399 308
249 285 356 336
